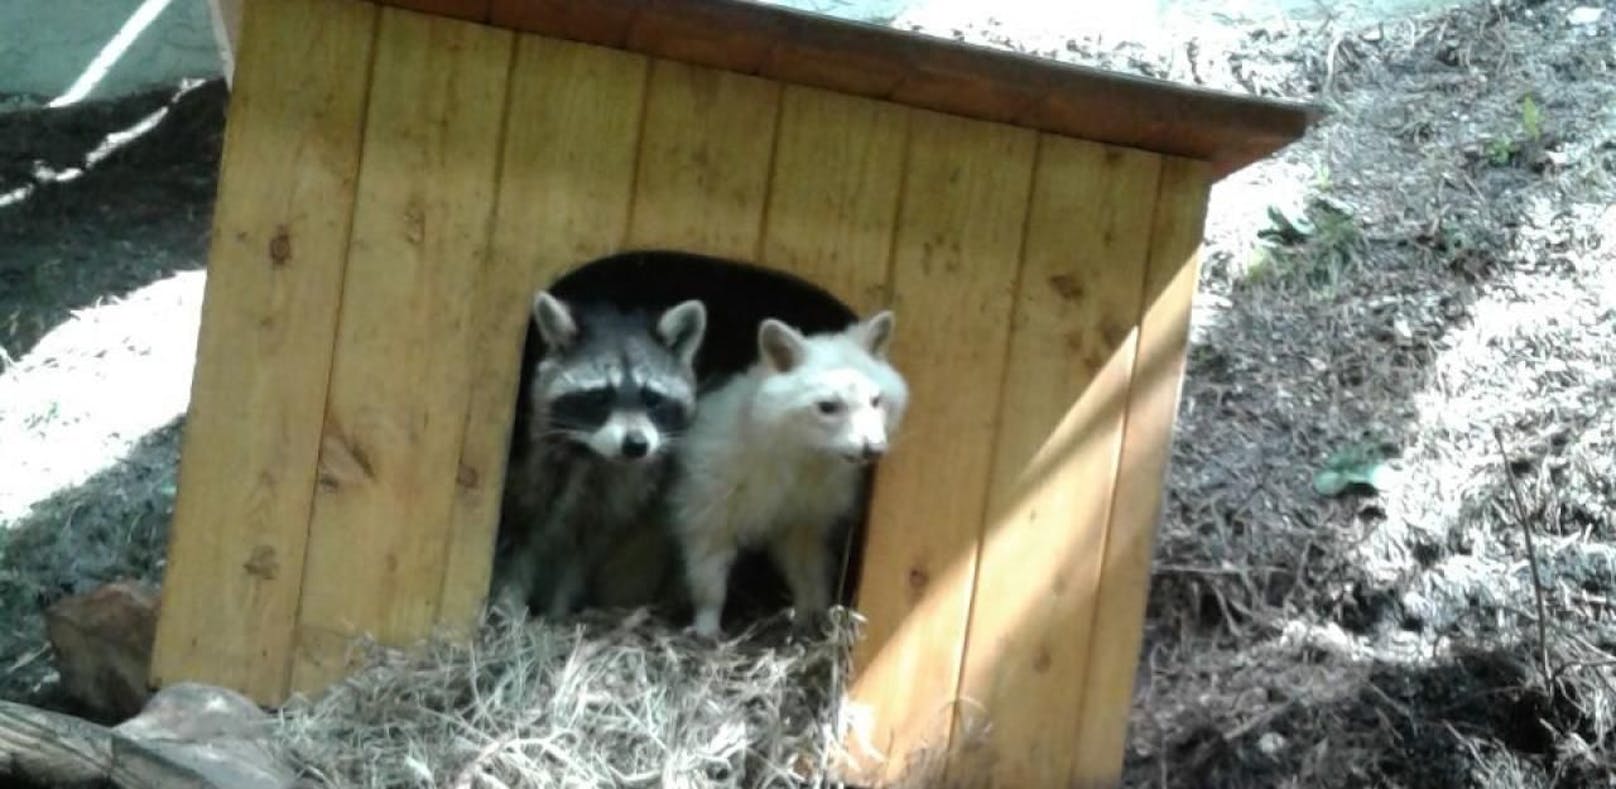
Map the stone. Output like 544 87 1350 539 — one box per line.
44 579 159 721
113 682 298 789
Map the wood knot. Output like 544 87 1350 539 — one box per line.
1047 273 1084 302
1032 645 1053 673
456 463 479 490
907 568 929 594
1099 320 1130 350
243 546 279 580
404 201 426 245
268 226 291 267
317 431 375 491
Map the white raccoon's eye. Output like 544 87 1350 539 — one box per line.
816 399 843 415
871 393 883 408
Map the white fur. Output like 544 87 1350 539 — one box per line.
669 312 908 636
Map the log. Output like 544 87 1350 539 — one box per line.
0 700 213 789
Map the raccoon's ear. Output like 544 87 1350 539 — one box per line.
857 311 895 358
532 291 578 351
657 299 707 367
758 318 807 373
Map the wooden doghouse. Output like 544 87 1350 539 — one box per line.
151 0 1315 784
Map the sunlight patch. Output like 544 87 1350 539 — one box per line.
0 269 205 527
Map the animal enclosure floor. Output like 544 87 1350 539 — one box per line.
2 1 1615 785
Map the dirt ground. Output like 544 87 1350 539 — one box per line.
2 0 1614 785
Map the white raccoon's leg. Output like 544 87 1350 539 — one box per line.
769 523 832 624
682 537 737 638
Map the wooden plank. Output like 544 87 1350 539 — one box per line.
842 110 1037 786
757 86 909 312
435 37 651 635
481 0 1316 178
148 0 376 707
1072 157 1212 782
376 0 490 22
288 7 514 696
625 59 781 258
948 140 1163 786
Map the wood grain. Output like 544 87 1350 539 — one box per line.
757 86 909 313
842 110 1037 786
625 59 781 258
289 7 515 696
378 0 491 21
435 36 651 635
148 0 377 706
431 0 1312 177
1072 156 1212 782
949 139 1162 786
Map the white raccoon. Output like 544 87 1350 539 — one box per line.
490 291 706 620
668 311 908 636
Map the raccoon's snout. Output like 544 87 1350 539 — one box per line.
585 414 664 463
621 431 650 459
844 439 887 464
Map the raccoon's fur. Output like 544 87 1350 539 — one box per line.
490 290 706 619
668 311 908 636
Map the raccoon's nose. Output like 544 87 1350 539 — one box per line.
859 440 886 461
621 431 650 459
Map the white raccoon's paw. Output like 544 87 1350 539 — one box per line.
691 608 723 639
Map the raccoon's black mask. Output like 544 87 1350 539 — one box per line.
525 292 706 463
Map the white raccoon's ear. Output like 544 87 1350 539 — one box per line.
532 291 578 351
657 299 707 367
758 318 807 373
856 311 895 358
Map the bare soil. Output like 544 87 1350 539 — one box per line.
2 1 1614 786
0 78 224 715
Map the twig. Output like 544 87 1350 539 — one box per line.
1493 428 1553 684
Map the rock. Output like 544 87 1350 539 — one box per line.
44 579 159 720
113 682 298 789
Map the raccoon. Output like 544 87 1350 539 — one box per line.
489 290 707 620
667 311 908 637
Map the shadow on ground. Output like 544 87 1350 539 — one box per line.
0 416 182 716
0 77 226 363
1160 645 1614 788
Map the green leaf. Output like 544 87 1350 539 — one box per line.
1314 448 1393 497
1313 469 1351 496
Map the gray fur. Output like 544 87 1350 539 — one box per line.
489 293 706 619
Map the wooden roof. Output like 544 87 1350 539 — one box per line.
372 0 1321 178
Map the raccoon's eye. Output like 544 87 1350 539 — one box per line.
639 386 665 409
871 394 883 408
816 399 843 415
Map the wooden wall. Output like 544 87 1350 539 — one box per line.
151 0 1213 785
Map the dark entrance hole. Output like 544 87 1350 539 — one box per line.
503 248 876 632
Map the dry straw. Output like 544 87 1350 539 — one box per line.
273 607 864 789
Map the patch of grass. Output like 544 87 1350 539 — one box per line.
1245 197 1363 290
1480 94 1549 168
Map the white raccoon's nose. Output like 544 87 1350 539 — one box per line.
859 439 887 461
621 431 651 459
